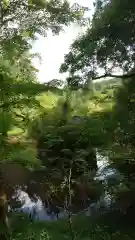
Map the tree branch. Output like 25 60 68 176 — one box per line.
92 72 135 81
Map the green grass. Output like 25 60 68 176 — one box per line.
8 127 26 136
9 212 135 240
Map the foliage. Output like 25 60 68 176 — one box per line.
60 0 135 81
28 95 105 207
104 77 135 214
0 0 86 40
10 212 135 240
0 0 86 160
2 0 135 235
59 0 135 217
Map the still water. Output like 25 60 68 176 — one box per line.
12 154 117 221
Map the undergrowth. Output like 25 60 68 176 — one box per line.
10 212 135 240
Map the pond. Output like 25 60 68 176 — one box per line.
7 153 118 221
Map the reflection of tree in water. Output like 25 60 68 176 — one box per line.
0 162 103 215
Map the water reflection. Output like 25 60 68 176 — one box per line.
14 190 67 221
11 154 117 221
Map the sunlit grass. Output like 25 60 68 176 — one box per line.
8 127 25 136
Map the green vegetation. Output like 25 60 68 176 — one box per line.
11 212 135 240
0 0 135 239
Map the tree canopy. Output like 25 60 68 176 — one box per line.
60 0 135 82
1 1 135 238
0 0 85 40
0 0 86 158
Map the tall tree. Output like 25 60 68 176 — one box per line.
59 0 135 216
0 0 86 144
60 0 135 81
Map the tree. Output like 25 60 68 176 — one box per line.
0 3 87 228
0 0 85 40
28 91 105 210
60 0 135 81
0 0 86 154
59 0 135 217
